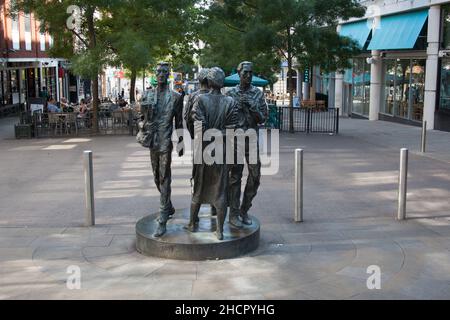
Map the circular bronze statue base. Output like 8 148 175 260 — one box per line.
136 207 260 261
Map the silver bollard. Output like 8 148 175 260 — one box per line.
294 149 303 222
421 121 427 153
84 150 95 226
397 148 408 220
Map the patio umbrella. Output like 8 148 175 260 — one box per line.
224 73 269 87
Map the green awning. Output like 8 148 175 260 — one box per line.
339 20 371 48
368 10 428 50
224 73 269 87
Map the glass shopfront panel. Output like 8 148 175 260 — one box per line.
43 67 57 100
20 69 27 104
351 58 370 116
395 60 411 118
443 5 450 49
410 59 425 120
382 58 425 121
384 59 396 115
10 70 20 104
440 59 450 110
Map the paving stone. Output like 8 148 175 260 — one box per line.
0 236 37 247
30 234 113 248
146 262 198 280
1 118 450 299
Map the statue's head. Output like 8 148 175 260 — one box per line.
207 67 225 89
198 68 210 87
237 61 253 88
156 62 170 86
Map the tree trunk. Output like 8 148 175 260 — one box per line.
142 69 145 92
310 66 316 102
87 7 98 132
130 69 137 103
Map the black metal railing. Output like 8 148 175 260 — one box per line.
16 109 139 139
267 106 339 134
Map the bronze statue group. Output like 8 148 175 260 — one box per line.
137 61 268 240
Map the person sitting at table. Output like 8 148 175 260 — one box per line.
60 97 71 112
77 99 88 118
47 97 61 113
118 97 128 109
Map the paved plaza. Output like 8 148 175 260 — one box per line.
1 116 450 299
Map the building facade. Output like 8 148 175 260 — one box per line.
336 0 450 131
0 0 74 111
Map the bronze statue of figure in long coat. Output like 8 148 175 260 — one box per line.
184 68 218 218
186 67 239 240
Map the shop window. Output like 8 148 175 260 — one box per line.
382 59 425 121
0 71 5 105
440 59 450 110
286 70 297 95
2 71 10 104
351 58 370 116
44 67 57 100
20 70 27 104
442 5 450 49
10 70 20 104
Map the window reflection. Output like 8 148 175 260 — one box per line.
352 58 370 116
383 59 425 121
440 59 450 110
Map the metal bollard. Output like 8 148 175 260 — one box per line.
294 149 303 222
84 150 95 226
397 148 408 220
421 121 427 153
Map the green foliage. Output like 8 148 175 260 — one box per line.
12 0 200 79
202 0 365 79
199 9 280 84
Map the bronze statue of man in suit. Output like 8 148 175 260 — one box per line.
226 61 268 228
137 62 184 237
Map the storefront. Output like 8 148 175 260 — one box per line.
436 4 450 132
0 60 65 112
381 58 426 122
0 62 40 109
337 8 436 128
350 57 371 117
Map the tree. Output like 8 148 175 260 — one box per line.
205 0 365 132
14 0 200 127
13 0 121 132
198 12 280 84
102 0 200 102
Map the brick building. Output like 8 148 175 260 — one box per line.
0 0 75 113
